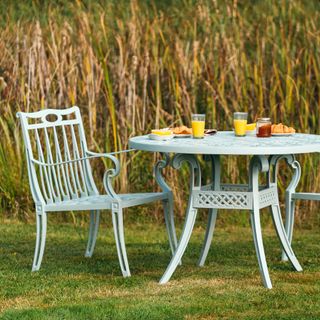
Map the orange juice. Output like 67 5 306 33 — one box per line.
234 119 247 136
192 120 205 138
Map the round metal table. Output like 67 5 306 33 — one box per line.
129 131 320 288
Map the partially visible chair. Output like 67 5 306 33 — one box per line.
281 155 320 261
17 106 177 276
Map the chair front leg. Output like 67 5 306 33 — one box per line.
32 209 47 272
85 210 100 258
112 204 131 277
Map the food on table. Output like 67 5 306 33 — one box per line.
151 128 173 136
256 118 272 137
149 128 173 140
246 123 256 131
191 122 205 138
245 123 256 135
234 119 247 136
170 126 192 135
192 121 205 138
233 112 248 137
271 123 296 134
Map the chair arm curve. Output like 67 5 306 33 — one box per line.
86 150 134 199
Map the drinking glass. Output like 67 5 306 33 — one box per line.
233 112 248 137
191 114 205 139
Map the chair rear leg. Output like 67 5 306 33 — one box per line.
85 210 100 257
112 208 131 277
32 211 47 272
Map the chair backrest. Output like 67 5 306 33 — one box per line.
17 106 99 206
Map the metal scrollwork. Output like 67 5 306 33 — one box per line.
171 153 201 190
268 154 301 188
154 153 171 193
103 155 121 200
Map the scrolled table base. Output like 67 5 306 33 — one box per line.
157 153 302 289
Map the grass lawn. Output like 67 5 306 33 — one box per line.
0 216 320 319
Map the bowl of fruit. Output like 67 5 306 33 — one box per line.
149 129 174 141
246 123 256 136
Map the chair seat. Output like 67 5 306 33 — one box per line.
45 192 168 212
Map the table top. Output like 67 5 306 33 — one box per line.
129 131 320 155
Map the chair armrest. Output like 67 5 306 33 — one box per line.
87 149 135 156
31 152 123 172
86 150 135 176
86 151 121 178
86 149 135 199
30 150 135 199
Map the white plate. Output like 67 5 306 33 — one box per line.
174 134 192 138
271 133 295 136
148 133 174 141
246 130 256 136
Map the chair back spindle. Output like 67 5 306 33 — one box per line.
17 106 99 205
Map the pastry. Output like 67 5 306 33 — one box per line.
271 123 296 134
171 126 192 135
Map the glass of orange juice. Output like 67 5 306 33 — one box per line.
233 112 248 137
192 114 205 139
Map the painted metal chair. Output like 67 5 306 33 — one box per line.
17 106 177 276
279 156 320 261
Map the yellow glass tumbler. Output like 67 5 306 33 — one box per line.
233 112 248 137
192 114 205 139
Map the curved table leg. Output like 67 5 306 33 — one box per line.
159 154 201 284
198 155 220 267
283 157 301 261
249 155 272 289
269 155 301 262
154 153 179 256
270 200 302 271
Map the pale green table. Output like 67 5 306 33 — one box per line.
130 131 320 288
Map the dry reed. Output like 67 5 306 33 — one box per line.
0 0 319 224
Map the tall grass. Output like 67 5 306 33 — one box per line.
0 0 319 223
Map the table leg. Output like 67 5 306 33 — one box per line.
198 155 220 267
249 155 272 289
270 201 302 271
269 155 301 262
159 154 201 284
154 153 178 256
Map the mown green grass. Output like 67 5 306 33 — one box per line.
0 215 320 319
